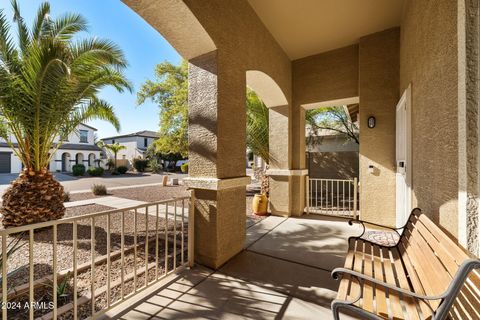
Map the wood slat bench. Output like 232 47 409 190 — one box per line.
331 208 480 320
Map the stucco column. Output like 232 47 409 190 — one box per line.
290 105 307 216
184 51 250 269
268 106 290 216
267 104 307 217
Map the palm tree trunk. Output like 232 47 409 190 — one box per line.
1 170 65 228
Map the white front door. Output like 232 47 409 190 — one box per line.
396 85 412 227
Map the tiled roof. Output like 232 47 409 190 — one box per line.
101 130 160 140
0 142 101 151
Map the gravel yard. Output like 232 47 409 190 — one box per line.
3 202 187 320
69 185 189 202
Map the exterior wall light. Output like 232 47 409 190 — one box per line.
367 116 376 128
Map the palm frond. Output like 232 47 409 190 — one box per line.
48 12 88 41
32 1 51 41
11 0 30 54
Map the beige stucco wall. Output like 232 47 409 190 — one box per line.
359 28 400 226
308 152 359 180
293 45 359 106
400 0 459 238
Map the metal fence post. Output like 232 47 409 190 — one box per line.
188 190 195 268
305 175 310 215
353 177 358 220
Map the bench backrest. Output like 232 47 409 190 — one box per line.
399 208 480 319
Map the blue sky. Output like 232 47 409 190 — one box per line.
0 0 181 139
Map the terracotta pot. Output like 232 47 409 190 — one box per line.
252 193 268 216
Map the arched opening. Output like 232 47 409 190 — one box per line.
75 153 84 165
61 152 71 172
88 153 96 167
246 70 288 108
245 70 289 217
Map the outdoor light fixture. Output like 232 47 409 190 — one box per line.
367 116 376 128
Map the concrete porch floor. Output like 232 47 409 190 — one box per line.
102 215 363 319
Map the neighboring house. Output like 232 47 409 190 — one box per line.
101 130 159 161
0 123 101 174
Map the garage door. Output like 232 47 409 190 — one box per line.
0 152 11 173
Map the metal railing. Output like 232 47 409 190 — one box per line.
0 196 192 320
306 176 358 219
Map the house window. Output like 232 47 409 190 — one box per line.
79 130 88 143
144 138 148 148
112 139 115 144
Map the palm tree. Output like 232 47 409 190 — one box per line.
0 1 131 227
103 143 126 170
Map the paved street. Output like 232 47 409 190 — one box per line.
0 172 187 195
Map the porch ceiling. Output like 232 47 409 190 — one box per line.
247 0 404 60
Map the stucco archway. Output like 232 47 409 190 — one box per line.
88 153 96 167
75 153 84 165
246 70 288 109
61 152 71 172
122 0 216 60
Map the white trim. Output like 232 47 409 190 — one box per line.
395 84 412 227
266 169 308 176
183 176 251 190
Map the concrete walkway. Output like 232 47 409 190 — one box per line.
0 172 186 195
103 214 362 319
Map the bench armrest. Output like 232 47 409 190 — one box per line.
348 219 403 245
331 267 447 301
348 208 422 243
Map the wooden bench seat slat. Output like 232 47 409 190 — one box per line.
381 247 404 320
371 246 389 319
453 285 480 319
390 248 423 320
362 242 375 313
337 239 356 300
348 239 363 303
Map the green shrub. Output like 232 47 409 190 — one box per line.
63 191 70 202
92 184 107 195
72 164 85 176
87 167 104 177
133 158 148 172
148 159 161 173
181 163 188 173
117 166 128 174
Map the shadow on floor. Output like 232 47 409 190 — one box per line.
102 215 360 320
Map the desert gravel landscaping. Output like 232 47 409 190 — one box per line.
69 184 190 202
2 200 187 320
